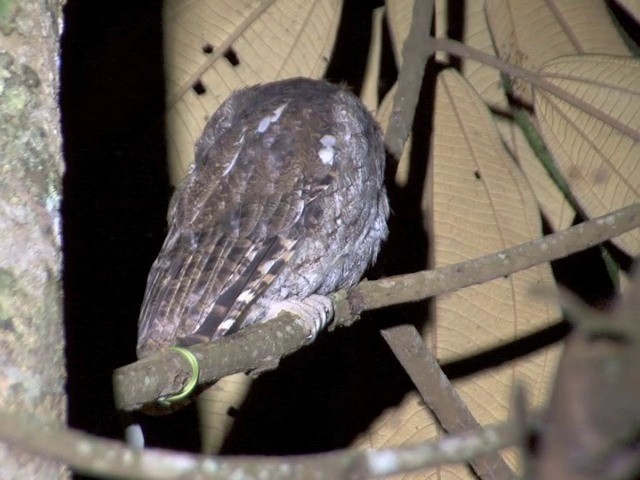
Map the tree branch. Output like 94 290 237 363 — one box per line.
533 269 640 479
431 37 640 142
0 409 517 480
384 0 435 160
113 202 640 410
382 325 518 480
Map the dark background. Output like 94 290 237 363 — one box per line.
60 1 635 476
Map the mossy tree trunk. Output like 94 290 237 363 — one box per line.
0 0 67 478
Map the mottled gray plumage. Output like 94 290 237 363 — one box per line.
137 78 389 357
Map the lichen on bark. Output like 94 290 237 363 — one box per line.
0 0 67 477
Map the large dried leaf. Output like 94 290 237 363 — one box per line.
486 0 630 105
439 1 575 231
352 70 561 479
429 68 559 407
500 115 576 230
164 0 342 183
535 54 640 255
198 373 251 454
459 10 500 102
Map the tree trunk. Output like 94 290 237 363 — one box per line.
0 0 67 478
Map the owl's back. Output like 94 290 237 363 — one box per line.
137 78 388 356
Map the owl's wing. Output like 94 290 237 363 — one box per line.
137 88 335 355
139 231 298 350
137 175 308 353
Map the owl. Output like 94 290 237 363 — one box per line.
137 78 389 357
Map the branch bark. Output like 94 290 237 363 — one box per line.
114 202 640 410
382 325 518 480
532 272 640 479
0 409 517 480
384 0 435 160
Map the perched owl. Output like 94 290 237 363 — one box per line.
137 78 389 357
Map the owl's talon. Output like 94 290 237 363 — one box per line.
269 294 334 342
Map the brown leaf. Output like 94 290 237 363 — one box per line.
486 0 631 104
440 1 575 231
535 54 640 255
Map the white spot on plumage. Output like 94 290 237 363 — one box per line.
318 134 336 165
320 134 336 148
222 149 241 176
279 237 297 250
257 258 278 274
318 148 334 165
256 103 288 133
257 116 271 133
236 289 254 304
218 318 236 331
222 129 246 176
271 103 287 122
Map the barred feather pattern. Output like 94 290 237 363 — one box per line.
137 78 389 357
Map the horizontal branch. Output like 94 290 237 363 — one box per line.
0 409 516 480
113 202 640 410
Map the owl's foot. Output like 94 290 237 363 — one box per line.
268 294 334 343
